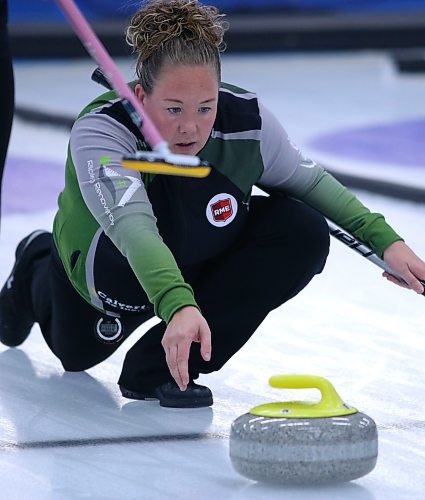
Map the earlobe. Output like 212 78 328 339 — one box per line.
135 83 145 105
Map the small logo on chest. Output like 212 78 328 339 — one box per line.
212 198 232 221
206 193 238 227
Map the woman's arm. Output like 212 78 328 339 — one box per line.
257 102 425 293
70 111 198 322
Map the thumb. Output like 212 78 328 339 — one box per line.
405 265 425 294
411 277 425 295
199 321 212 362
409 263 425 294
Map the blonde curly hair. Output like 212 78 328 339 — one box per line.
126 0 227 93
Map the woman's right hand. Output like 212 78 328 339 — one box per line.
161 306 212 391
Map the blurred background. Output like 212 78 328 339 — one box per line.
9 0 425 57
6 0 425 200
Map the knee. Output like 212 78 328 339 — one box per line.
252 196 330 272
301 208 330 264
283 200 330 271
299 207 330 273
61 359 93 372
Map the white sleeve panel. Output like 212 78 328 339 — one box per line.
257 101 328 197
69 112 160 246
257 100 301 190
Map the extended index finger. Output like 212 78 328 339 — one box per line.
165 344 184 390
176 341 191 390
199 321 212 361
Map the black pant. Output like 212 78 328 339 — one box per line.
31 196 330 391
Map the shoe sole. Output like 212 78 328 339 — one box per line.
120 386 213 408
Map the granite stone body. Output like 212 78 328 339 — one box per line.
230 412 378 484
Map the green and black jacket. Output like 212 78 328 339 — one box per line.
53 82 401 322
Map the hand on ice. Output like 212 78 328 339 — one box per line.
161 306 211 391
383 240 425 294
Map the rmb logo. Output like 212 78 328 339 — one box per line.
211 198 232 222
206 193 238 227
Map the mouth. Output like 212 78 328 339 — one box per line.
174 142 197 152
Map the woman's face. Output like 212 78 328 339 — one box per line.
136 64 219 156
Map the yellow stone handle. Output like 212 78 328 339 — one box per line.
249 375 357 418
266 374 352 416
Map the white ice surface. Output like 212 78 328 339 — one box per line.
1 52 425 500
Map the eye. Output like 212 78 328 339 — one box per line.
167 107 181 115
199 107 211 114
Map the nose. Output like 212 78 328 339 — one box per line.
178 116 197 135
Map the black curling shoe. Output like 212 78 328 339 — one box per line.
0 230 49 347
120 380 213 408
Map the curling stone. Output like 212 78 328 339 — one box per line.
229 375 378 485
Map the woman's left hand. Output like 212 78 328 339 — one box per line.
383 240 425 294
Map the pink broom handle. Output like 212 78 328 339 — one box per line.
55 0 166 152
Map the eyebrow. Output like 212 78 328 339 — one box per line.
163 98 217 104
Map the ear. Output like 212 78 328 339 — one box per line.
135 83 145 104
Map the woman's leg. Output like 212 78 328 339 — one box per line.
0 230 153 371
118 196 330 392
0 231 50 347
33 241 154 372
